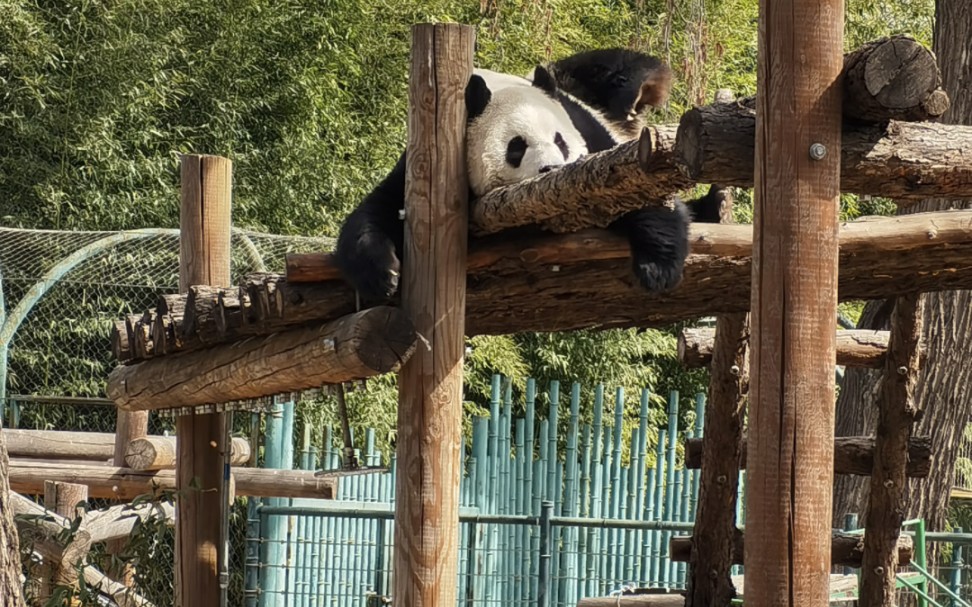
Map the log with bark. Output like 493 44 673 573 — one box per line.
7 460 337 500
670 531 914 568
577 595 686 607
678 327 890 368
684 434 932 477
125 436 250 470
111 210 972 365
108 306 416 412
675 101 972 202
842 35 949 122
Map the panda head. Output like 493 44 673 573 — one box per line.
464 68 588 198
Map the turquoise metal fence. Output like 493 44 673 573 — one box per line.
247 376 723 606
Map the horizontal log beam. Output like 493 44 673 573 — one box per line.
678 328 889 368
125 435 249 470
1 429 248 465
108 306 416 412
8 460 337 500
676 102 972 202
685 435 932 477
670 531 913 568
113 209 972 360
83 500 176 544
577 595 686 607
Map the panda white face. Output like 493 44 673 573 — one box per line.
466 82 588 197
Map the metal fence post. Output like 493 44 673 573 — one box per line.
244 498 262 607
951 528 964 606
539 501 553 607
464 519 479 607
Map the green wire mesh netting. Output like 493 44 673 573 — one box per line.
0 225 332 606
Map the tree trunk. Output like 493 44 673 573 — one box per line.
0 431 27 606
832 0 972 536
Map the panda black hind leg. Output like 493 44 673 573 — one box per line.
333 152 407 302
613 184 728 293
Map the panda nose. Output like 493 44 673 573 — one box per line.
539 165 556 174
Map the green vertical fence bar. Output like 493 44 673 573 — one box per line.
577 423 592 601
950 527 963 605
651 428 666 586
588 385 605 597
487 375 502 604
525 378 537 604
599 422 613 593
561 382 581 607
663 391 679 585
260 398 285 607
607 387 624 586
634 389 650 584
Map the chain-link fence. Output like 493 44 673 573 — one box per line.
0 226 333 605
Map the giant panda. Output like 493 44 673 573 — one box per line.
333 49 723 302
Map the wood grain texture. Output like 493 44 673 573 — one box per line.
577 595 686 607
842 35 949 122
859 294 924 606
8 460 335 500
679 327 890 369
393 23 473 607
745 0 844 604
685 434 931 477
126 436 251 471
671 531 914 567
675 101 972 202
112 209 972 359
107 307 416 411
685 173 747 607
175 153 232 607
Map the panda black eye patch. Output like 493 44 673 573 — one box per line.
554 132 570 159
506 136 528 168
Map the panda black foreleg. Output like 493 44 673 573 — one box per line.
333 152 407 302
611 185 728 293
610 203 691 293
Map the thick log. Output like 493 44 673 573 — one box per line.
3 429 116 461
685 435 932 477
469 124 686 235
11 492 92 588
112 209 972 360
112 319 130 361
843 35 949 122
83 500 175 544
860 294 925 606
108 306 416 411
679 327 890 368
676 101 972 202
670 532 914 568
125 436 251 470
8 461 336 500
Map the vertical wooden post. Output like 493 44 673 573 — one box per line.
860 293 924 606
175 154 232 607
393 22 474 607
39 481 88 599
110 407 146 590
745 0 844 603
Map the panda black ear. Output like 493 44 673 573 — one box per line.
531 66 558 96
465 75 491 122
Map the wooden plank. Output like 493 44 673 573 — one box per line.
175 153 233 607
745 0 844 605
393 23 473 607
860 294 924 606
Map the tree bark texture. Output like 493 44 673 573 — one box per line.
859 294 924 607
685 435 932 477
0 432 26 607
679 327 889 369
675 102 972 203
125 436 251 471
832 0 972 536
112 210 972 363
108 306 416 412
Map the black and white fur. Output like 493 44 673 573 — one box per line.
333 49 723 302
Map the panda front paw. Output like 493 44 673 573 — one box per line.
613 203 691 294
334 231 402 302
631 255 685 293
